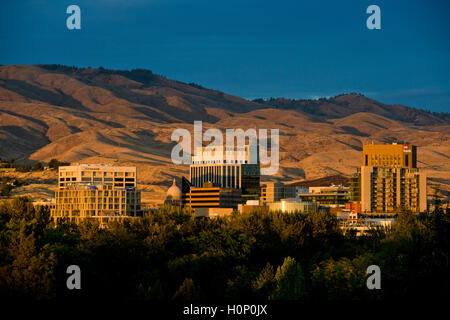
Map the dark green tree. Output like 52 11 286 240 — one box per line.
270 256 306 300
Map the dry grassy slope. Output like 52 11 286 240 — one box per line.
0 65 449 205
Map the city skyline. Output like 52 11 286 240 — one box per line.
0 0 449 307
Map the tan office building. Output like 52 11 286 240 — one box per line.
52 184 141 220
363 144 417 168
58 164 137 188
360 166 426 213
52 164 141 223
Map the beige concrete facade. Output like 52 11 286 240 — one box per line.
58 164 137 188
52 184 141 219
51 164 141 223
361 166 426 213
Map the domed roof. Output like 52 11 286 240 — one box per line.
166 178 182 200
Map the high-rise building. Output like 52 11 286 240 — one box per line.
189 145 260 201
350 143 427 214
51 164 141 223
360 166 426 213
363 143 417 168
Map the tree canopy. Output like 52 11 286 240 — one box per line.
0 197 448 301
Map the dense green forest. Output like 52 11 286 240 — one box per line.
0 197 448 301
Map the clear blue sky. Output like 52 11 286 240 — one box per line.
1 0 449 112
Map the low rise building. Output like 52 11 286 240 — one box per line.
182 181 242 209
338 211 395 236
298 185 350 207
195 207 234 218
266 198 316 213
260 182 298 203
238 200 269 214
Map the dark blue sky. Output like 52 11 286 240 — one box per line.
1 0 449 112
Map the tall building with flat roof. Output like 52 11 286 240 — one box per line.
190 145 260 202
52 164 141 224
363 143 417 168
360 166 426 213
350 143 426 214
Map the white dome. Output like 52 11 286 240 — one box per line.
166 178 182 200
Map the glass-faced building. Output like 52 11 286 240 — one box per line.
189 145 260 201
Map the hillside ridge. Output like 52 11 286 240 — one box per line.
0 64 449 204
